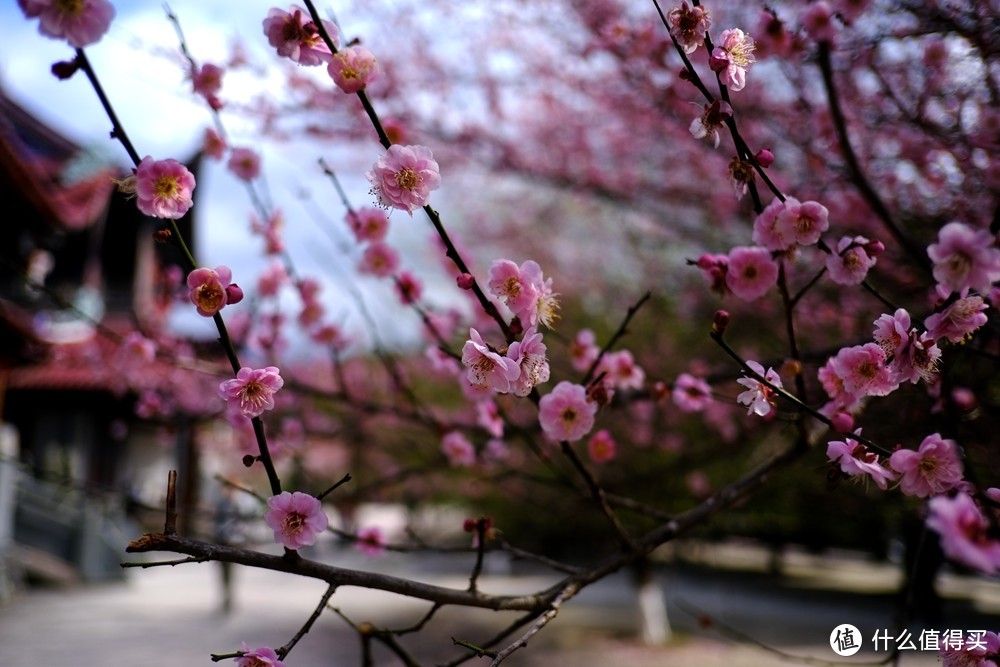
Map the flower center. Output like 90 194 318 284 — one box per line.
918 457 938 476
283 511 307 534
857 360 878 379
395 167 420 191
55 0 84 15
195 283 225 312
850 443 876 464
946 252 972 279
240 380 268 412
503 276 521 298
560 407 578 427
728 39 756 67
155 176 180 200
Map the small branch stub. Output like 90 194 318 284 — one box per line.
165 469 178 535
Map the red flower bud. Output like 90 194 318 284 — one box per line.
712 310 730 335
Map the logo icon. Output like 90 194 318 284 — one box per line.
830 624 862 656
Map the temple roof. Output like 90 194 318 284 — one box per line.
0 89 117 231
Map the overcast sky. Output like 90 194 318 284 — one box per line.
2 2 457 353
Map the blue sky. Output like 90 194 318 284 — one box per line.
2 2 456 353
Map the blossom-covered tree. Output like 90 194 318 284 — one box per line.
13 0 1000 664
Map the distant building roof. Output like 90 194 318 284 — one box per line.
0 89 117 231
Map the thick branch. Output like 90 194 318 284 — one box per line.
125 533 547 612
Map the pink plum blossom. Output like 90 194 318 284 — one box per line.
228 147 261 182
800 1 837 43
506 326 551 397
484 438 510 464
236 643 284 667
19 0 115 48
587 429 617 464
927 222 1000 297
569 329 600 372
121 331 156 364
773 198 829 247
689 99 731 148
736 360 781 417
939 631 1000 667
187 266 242 317
666 2 711 53
346 206 389 243
754 9 794 59
725 246 779 301
728 157 755 198
826 235 880 285
358 242 400 278
394 271 423 304
218 366 284 418
191 63 224 108
135 156 196 219
538 381 597 442
328 45 380 94
752 198 793 251
872 309 940 384
672 373 713 413
598 350 645 391
487 259 559 328
889 433 963 498
311 323 346 349
366 144 441 214
924 296 989 343
264 491 328 550
695 253 729 295
488 259 538 323
257 261 289 298
461 328 520 393
709 28 756 91
826 431 896 490
817 357 863 415
203 127 227 160
442 431 476 467
250 209 285 255
355 527 385 556
830 343 897 397
262 5 339 66
927 493 1000 574
476 400 504 438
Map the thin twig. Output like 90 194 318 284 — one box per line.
277 585 337 660
488 582 579 667
582 291 651 385
816 43 930 274
165 469 178 535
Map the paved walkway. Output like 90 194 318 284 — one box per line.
0 544 995 666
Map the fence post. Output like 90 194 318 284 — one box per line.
0 423 22 601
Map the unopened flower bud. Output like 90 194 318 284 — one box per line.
712 310 730 335
242 454 256 467
830 411 854 433
865 240 886 257
456 273 475 290
51 59 80 80
651 380 669 402
508 316 523 336
754 148 775 168
780 359 802 377
951 387 977 412
225 283 245 305
587 380 613 407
